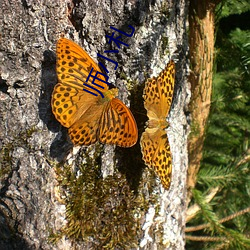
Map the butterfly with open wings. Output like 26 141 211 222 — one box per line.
51 38 138 147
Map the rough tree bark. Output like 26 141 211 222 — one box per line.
0 0 189 249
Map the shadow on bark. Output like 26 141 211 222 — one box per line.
39 50 73 161
0 210 33 250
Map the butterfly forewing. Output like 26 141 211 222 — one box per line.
52 83 79 127
143 60 175 119
56 38 108 91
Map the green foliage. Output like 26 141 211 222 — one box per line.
187 2 250 249
218 0 250 17
192 189 224 233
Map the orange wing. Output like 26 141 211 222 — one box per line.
140 60 175 189
68 100 105 145
52 38 108 128
140 128 172 189
98 98 138 147
143 60 175 120
56 38 108 91
52 38 138 147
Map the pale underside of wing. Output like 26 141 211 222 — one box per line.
140 128 172 190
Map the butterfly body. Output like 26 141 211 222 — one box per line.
140 61 175 190
52 38 138 147
147 118 169 130
99 88 118 103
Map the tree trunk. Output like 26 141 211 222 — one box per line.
0 0 189 249
187 0 220 203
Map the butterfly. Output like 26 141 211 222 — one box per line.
140 60 175 189
51 38 138 147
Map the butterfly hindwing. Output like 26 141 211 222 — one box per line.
141 128 172 190
98 98 138 147
52 83 79 127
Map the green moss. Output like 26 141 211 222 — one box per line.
161 35 169 56
119 71 127 80
25 126 38 138
159 1 170 17
51 152 156 248
0 144 13 178
0 126 38 178
119 72 139 91
189 120 201 138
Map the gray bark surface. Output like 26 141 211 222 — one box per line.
0 0 189 249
